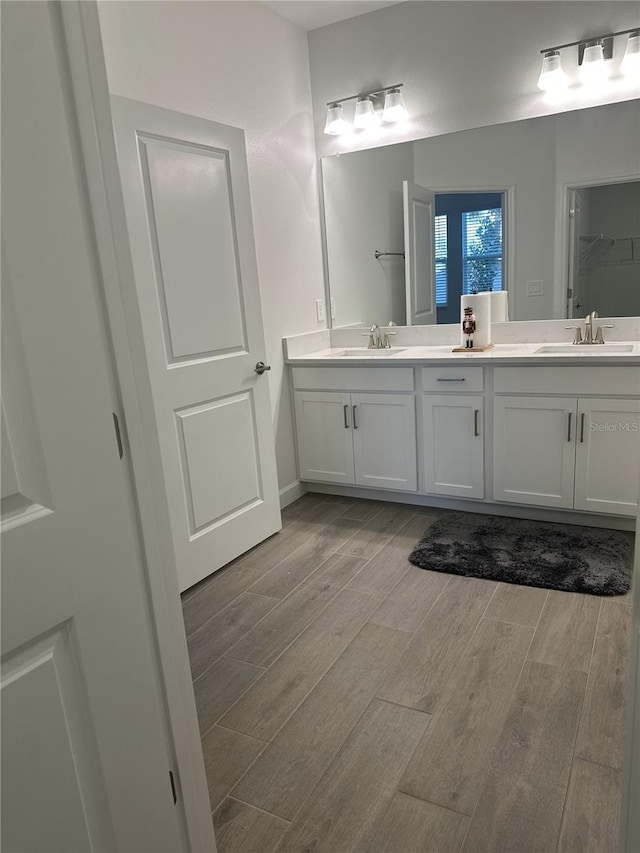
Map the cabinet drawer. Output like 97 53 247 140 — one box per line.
494 366 640 396
292 366 414 392
421 366 483 392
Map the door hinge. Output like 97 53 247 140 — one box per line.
567 288 573 299
569 208 576 218
112 412 124 460
169 769 178 805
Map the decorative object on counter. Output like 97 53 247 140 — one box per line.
409 512 632 595
461 306 476 348
454 292 493 351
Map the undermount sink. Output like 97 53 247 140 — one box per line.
534 344 634 354
329 347 407 357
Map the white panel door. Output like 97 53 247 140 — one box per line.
352 393 418 491
1 3 184 850
294 391 355 484
574 398 640 516
403 181 436 325
494 396 578 508
111 97 280 591
422 395 484 498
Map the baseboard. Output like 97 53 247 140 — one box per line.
279 480 308 509
306 483 636 532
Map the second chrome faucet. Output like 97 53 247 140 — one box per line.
565 311 615 345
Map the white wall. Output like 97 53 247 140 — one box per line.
97 0 325 492
309 1 640 159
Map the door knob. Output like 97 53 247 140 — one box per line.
255 361 271 375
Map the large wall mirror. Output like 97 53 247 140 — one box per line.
321 100 640 328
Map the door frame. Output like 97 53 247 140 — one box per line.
554 172 640 320
60 3 214 849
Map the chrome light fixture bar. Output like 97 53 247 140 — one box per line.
324 83 408 135
538 28 640 91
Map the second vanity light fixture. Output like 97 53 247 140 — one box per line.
538 28 640 91
324 83 408 135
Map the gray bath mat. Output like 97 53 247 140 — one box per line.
409 512 632 596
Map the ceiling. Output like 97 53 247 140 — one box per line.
262 1 405 31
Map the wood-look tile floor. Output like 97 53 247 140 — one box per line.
181 494 633 853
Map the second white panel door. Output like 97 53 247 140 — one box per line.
352 393 417 491
111 98 281 591
493 395 577 508
422 395 484 498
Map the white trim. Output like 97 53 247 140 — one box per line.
59 4 215 850
279 480 307 509
306 483 636 531
553 172 640 321
621 498 640 850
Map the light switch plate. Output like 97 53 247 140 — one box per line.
526 280 544 297
315 299 326 322
330 298 336 320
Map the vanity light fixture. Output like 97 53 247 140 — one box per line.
354 96 380 129
537 51 568 91
323 83 408 135
621 30 640 77
579 41 609 85
538 28 639 91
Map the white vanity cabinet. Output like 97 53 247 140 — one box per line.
493 396 578 508
574 398 640 515
493 368 640 516
292 368 417 492
420 367 485 499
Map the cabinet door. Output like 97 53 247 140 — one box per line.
422 395 484 498
294 391 354 484
493 396 577 508
352 393 417 491
574 398 640 516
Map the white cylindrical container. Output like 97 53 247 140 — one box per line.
460 293 492 348
490 290 509 323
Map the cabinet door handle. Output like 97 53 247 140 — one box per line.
580 412 585 443
437 377 465 382
353 405 358 429
567 411 573 442
474 409 480 437
343 404 350 429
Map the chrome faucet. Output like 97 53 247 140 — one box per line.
362 324 383 349
565 310 615 345
362 323 398 349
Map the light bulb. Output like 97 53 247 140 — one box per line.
353 97 380 129
537 51 568 91
382 88 409 122
621 32 640 78
579 42 608 85
324 103 349 135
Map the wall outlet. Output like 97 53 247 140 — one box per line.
526 280 544 297
315 298 326 322
330 298 336 320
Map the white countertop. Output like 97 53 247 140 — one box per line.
286 342 640 366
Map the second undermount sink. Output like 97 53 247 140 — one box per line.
329 347 408 357
535 343 634 354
